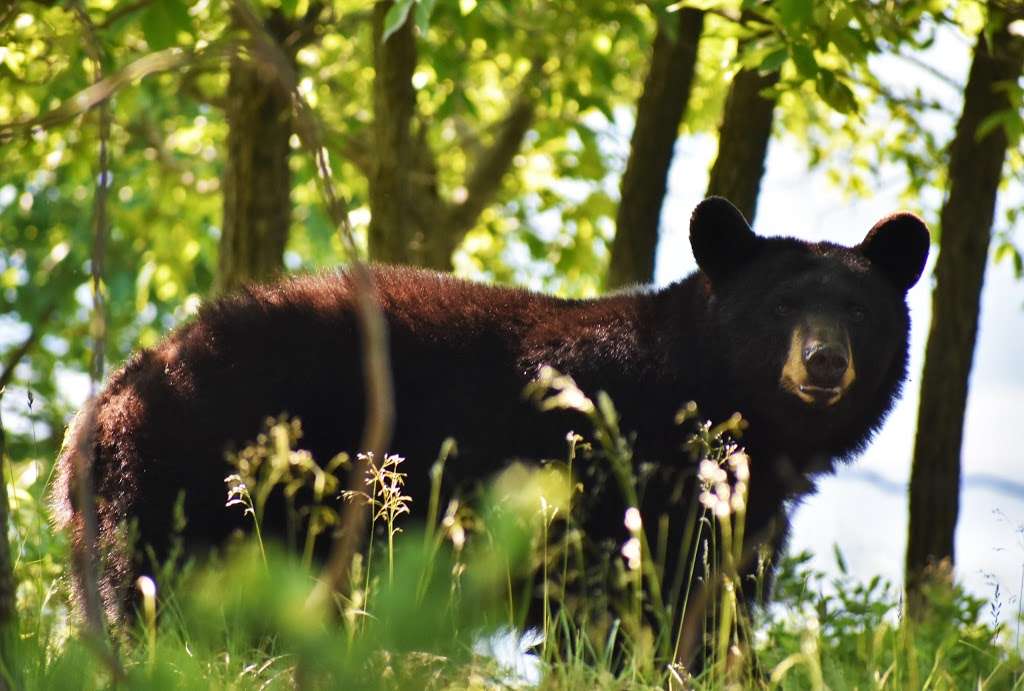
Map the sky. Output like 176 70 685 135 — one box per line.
649 25 1024 602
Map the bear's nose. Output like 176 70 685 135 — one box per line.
803 344 848 387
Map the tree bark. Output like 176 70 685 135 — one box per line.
705 64 779 224
367 3 537 270
216 11 297 294
367 2 432 266
0 401 17 689
905 6 1024 612
606 8 704 290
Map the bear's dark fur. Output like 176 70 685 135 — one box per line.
52 197 929 633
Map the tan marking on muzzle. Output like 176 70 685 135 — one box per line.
840 346 856 390
779 320 856 407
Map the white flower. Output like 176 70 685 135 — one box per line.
715 482 731 503
699 490 717 511
728 452 751 481
624 507 642 533
621 537 641 571
698 459 727 486
136 575 157 599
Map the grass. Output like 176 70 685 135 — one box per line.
4 373 1023 689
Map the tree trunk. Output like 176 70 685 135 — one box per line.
216 11 296 293
367 2 537 270
705 64 779 224
905 7 1024 613
368 2 433 266
0 401 18 689
606 9 704 290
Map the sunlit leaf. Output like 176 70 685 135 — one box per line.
415 0 437 35
777 0 813 29
382 0 415 43
760 47 788 73
815 70 857 114
140 0 193 50
791 43 818 78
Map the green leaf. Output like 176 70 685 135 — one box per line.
382 0 414 43
790 43 818 78
414 0 437 35
833 544 848 575
815 70 857 114
140 0 193 50
994 241 1023 279
976 110 1018 143
777 0 812 28
760 47 788 73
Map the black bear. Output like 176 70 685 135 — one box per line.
52 197 929 642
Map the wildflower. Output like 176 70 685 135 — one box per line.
699 489 717 511
698 459 727 486
136 575 157 600
728 451 750 481
730 481 747 512
624 506 642 534
621 536 641 571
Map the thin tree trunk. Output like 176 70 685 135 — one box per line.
368 2 431 266
217 11 296 293
367 2 537 270
905 7 1024 613
606 9 704 289
0 402 17 690
705 64 779 224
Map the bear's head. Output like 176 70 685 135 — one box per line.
689 196 930 458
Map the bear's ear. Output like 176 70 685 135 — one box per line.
858 212 930 292
690 197 759 283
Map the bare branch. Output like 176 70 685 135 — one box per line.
286 0 326 49
0 303 58 393
0 47 199 142
327 131 374 176
445 77 537 238
97 0 154 29
67 3 124 680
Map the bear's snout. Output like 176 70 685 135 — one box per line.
804 344 848 388
780 317 856 407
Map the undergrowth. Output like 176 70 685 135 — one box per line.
3 371 1022 689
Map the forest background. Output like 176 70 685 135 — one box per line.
2 0 1024 687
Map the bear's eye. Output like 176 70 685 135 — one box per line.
848 304 867 322
773 302 793 318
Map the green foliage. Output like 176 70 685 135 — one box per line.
139 0 194 51
6 387 1023 688
2 0 1023 688
765 549 1022 689
5 0 1019 469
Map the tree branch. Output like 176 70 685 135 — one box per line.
445 82 537 238
0 303 58 394
179 62 229 109
607 7 704 289
98 0 153 29
328 131 374 177
0 46 205 142
285 1 327 49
